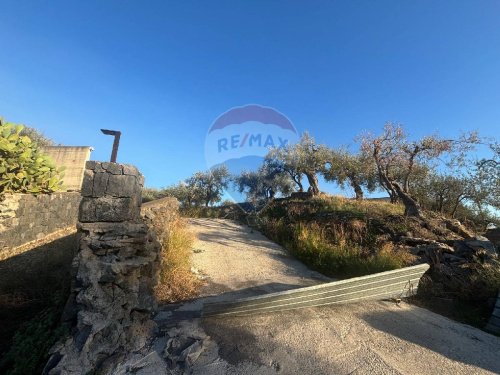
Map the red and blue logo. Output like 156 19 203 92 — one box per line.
205 104 298 170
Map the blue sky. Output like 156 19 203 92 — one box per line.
1 1 499 193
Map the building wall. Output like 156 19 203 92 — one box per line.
40 146 92 191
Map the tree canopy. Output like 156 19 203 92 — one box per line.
148 123 497 226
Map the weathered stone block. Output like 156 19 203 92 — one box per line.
92 173 109 198
81 170 94 197
102 162 123 175
86 160 105 172
0 192 81 254
106 174 138 198
122 164 140 178
85 160 97 170
79 197 138 223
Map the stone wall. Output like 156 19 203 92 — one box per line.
45 161 163 374
0 192 81 259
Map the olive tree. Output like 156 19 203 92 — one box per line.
159 183 198 207
186 165 230 207
471 141 500 210
413 173 472 217
19 126 55 147
234 164 295 203
322 147 377 200
267 132 329 196
359 122 478 217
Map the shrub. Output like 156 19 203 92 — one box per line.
142 187 164 203
0 294 68 375
0 120 64 194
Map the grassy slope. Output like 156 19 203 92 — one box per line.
258 195 418 278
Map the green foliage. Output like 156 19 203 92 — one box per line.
0 295 68 375
322 147 377 200
162 166 230 208
267 132 330 195
469 141 500 212
162 182 199 207
187 165 230 207
0 119 64 194
234 163 294 203
142 187 165 203
19 126 55 147
260 218 407 279
358 122 480 216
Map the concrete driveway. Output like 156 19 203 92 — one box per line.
153 218 500 375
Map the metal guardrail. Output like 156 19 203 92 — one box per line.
485 292 500 335
203 263 430 317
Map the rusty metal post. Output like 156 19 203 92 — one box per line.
100 129 121 163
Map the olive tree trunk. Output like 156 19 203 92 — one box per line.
305 172 320 196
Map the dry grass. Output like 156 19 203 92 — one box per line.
261 218 414 279
312 195 405 217
154 216 202 303
293 222 411 277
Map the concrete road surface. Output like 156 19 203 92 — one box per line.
154 218 500 375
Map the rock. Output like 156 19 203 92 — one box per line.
79 197 136 222
414 242 455 263
107 175 140 198
443 253 465 263
111 351 168 375
102 162 123 175
399 236 439 245
81 170 94 197
484 228 500 249
180 340 203 367
444 218 474 238
453 240 474 259
464 238 497 256
92 172 109 197
451 237 497 264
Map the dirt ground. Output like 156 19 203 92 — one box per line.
153 218 500 375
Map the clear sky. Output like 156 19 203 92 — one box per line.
1 1 499 191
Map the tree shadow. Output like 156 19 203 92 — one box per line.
360 304 500 374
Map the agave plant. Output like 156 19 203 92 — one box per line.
0 119 64 194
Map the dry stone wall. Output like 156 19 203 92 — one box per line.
0 192 80 259
45 161 163 375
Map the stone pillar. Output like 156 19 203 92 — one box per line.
45 162 161 374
